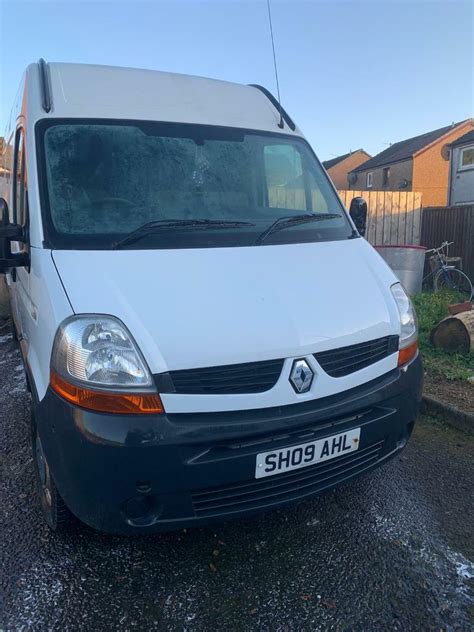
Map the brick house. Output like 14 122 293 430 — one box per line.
322 149 371 189
348 119 474 207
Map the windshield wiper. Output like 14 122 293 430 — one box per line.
255 213 341 245
111 219 256 249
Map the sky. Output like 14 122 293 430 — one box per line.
0 0 472 161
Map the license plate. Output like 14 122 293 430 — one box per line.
255 428 361 479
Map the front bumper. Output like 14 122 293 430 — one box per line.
35 355 422 534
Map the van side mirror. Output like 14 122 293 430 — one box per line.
349 196 368 237
0 198 28 274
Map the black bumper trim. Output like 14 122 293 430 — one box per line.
33 356 422 534
192 441 384 516
167 368 400 426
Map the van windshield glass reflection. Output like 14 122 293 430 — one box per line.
39 121 352 249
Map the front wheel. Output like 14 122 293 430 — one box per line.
31 411 75 531
434 268 473 301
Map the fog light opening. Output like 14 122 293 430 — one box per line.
122 495 163 527
124 495 153 520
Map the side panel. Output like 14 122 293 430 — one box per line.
23 247 73 400
9 126 31 340
1 75 26 328
25 64 46 248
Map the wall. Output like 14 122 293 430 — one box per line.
349 159 413 192
412 121 474 207
0 132 13 200
338 189 423 245
326 151 371 189
420 205 474 281
449 143 474 205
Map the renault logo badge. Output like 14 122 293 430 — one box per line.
289 359 314 393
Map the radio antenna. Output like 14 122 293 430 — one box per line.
266 0 284 129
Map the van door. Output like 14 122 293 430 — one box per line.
8 127 30 346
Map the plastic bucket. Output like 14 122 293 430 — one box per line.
375 245 426 295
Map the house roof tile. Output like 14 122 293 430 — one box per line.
353 120 471 173
322 149 367 171
450 129 474 147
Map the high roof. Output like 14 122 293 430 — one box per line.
353 120 472 172
25 61 302 135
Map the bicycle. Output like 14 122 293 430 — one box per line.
423 241 473 301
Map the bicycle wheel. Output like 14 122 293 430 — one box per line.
434 268 473 301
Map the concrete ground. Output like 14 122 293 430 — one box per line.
1 327 473 631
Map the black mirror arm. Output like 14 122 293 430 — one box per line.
0 252 29 274
0 220 29 273
0 223 25 241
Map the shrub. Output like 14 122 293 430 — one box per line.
412 291 472 381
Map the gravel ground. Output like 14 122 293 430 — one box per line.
1 327 473 631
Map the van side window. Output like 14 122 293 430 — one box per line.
264 144 329 213
13 128 27 227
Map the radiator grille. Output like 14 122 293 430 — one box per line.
168 336 398 394
314 336 398 377
169 359 284 394
192 441 383 517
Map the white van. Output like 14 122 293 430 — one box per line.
0 60 422 533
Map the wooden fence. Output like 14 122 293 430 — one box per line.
338 190 423 246
420 205 474 281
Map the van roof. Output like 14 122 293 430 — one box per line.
26 61 300 134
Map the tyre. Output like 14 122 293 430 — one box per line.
31 410 75 531
434 268 473 301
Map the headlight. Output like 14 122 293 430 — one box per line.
50 315 163 414
52 315 152 388
391 283 418 366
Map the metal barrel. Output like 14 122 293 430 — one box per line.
375 245 426 295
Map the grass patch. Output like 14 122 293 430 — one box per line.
412 291 473 381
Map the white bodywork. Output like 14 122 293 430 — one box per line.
2 62 401 410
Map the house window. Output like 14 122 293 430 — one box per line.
382 167 390 186
366 172 373 188
459 146 474 170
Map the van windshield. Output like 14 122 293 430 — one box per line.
38 120 353 249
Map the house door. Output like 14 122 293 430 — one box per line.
451 145 474 205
